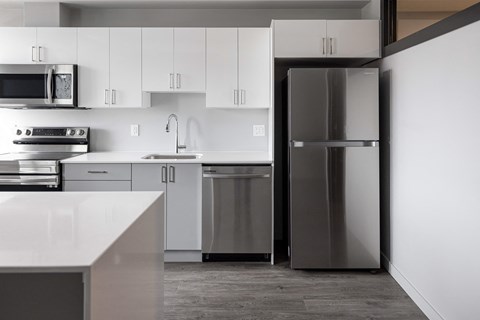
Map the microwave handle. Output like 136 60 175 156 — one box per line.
46 67 54 104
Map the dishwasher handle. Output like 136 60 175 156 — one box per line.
203 173 270 179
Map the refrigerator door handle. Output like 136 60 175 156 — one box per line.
292 140 379 148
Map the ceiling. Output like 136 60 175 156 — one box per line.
397 0 479 12
0 0 371 9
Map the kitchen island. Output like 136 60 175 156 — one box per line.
0 192 164 320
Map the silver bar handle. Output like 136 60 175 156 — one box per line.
203 173 271 179
31 46 36 62
104 89 110 105
329 37 333 55
240 89 246 105
322 38 326 55
169 73 174 89
111 89 116 105
161 166 167 183
0 175 59 186
87 170 109 174
233 89 239 105
168 166 175 183
38 46 43 62
46 68 54 104
292 140 379 148
176 73 181 89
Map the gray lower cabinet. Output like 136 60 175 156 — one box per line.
132 163 201 251
63 163 132 191
63 180 131 191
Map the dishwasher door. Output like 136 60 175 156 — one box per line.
202 165 272 260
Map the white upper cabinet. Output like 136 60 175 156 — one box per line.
0 28 77 64
273 19 380 58
238 28 271 109
36 28 77 64
326 20 380 58
0 28 37 64
78 28 110 109
78 28 147 108
206 28 271 109
110 28 143 108
206 28 238 108
274 20 327 58
142 28 205 93
142 28 174 92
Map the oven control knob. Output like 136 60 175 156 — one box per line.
68 129 76 136
78 129 85 136
25 129 32 136
16 129 22 136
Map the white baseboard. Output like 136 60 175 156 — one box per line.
165 250 202 262
381 253 445 320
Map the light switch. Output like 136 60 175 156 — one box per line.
253 125 265 137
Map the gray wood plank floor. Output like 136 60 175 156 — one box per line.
165 262 427 320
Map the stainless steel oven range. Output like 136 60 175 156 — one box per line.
0 127 89 191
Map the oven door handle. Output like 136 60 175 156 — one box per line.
0 175 59 186
47 67 54 104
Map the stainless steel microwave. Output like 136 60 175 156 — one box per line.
0 64 77 109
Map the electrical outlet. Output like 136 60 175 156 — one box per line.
130 124 139 137
253 125 265 137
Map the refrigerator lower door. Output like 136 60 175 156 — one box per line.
289 143 380 269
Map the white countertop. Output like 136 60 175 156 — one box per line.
0 192 163 269
61 151 272 164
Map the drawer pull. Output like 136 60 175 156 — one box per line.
87 170 109 174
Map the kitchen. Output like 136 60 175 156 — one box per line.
0 1 479 319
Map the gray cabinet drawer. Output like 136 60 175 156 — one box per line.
63 164 131 181
63 180 132 191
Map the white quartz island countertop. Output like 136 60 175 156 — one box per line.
61 151 272 164
0 192 163 268
0 191 164 320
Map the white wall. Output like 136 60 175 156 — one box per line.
0 94 269 153
380 20 480 320
0 8 23 27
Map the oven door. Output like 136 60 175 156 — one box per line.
0 64 77 108
0 175 61 191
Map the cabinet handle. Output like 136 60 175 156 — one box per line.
169 166 175 183
240 89 246 105
104 89 110 105
322 38 326 55
38 46 43 62
176 73 181 89
169 73 174 89
111 89 116 105
234 89 239 105
329 37 333 55
161 166 167 183
31 46 36 62
87 170 108 174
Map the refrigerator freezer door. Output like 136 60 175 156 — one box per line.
289 144 380 269
288 68 379 141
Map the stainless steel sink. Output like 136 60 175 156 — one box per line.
141 154 201 160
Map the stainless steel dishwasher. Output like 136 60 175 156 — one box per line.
202 165 272 262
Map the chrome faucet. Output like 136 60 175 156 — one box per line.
166 114 186 153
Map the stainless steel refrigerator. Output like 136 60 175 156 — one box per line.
288 68 380 269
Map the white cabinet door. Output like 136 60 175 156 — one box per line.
174 28 206 93
238 28 271 109
206 28 238 108
327 20 380 58
166 164 201 250
77 28 110 108
142 28 174 92
36 28 77 64
274 20 327 58
110 28 143 108
63 181 131 191
0 28 37 64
